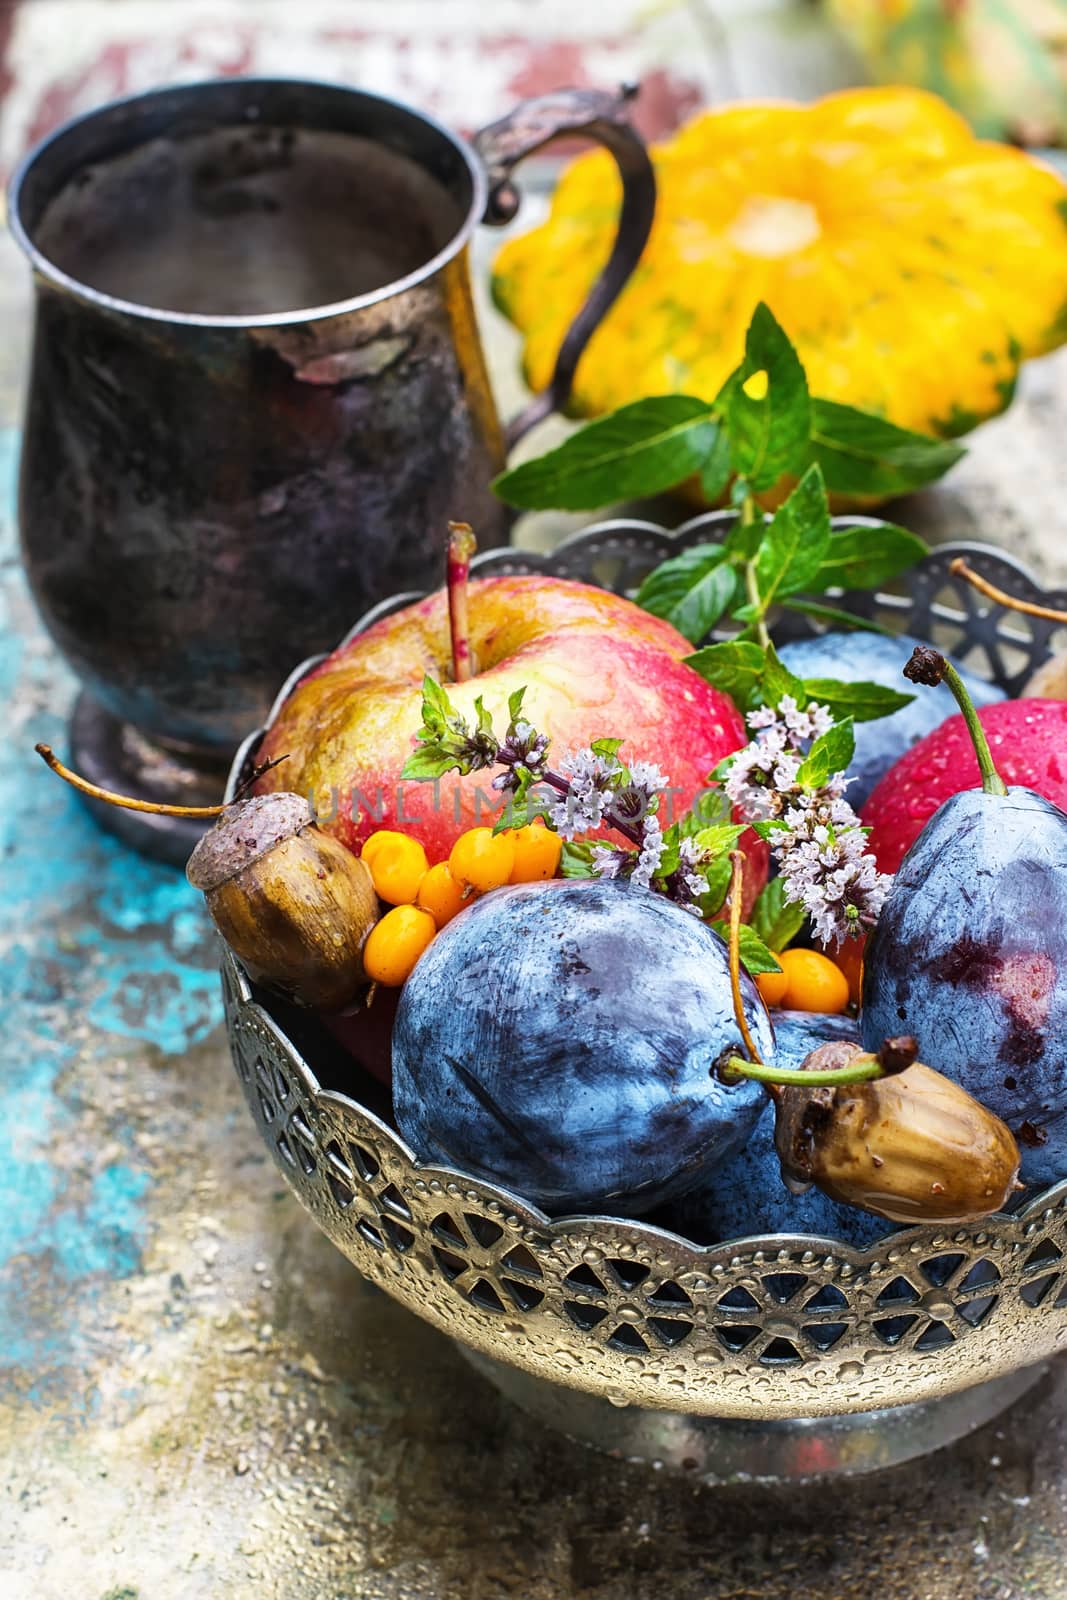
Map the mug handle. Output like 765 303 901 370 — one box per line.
473 85 656 448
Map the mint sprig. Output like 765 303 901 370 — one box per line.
493 302 962 513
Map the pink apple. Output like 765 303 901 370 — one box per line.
254 574 766 900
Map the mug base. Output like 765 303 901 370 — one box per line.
70 690 229 867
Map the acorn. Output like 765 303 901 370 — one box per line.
773 1038 1022 1226
185 792 378 1010
36 745 378 1011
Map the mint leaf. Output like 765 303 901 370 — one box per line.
760 643 807 711
752 465 831 610
811 399 965 499
750 878 807 954
636 544 736 644
684 640 766 714
698 853 733 918
419 673 458 737
691 822 747 857
493 396 717 510
796 719 856 788
589 737 625 759
560 840 596 878
699 425 733 501
400 748 463 781
507 686 527 724
781 598 894 635
802 678 915 723
725 303 811 491
711 920 782 977
815 521 927 592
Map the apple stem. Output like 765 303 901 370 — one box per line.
726 850 767 1068
447 521 477 684
35 744 288 817
951 557 1067 626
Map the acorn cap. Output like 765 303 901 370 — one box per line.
186 792 312 893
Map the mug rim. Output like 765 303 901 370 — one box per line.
6 74 490 329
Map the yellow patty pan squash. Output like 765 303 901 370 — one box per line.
827 0 1067 146
492 87 1067 451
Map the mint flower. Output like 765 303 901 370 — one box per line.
724 698 890 946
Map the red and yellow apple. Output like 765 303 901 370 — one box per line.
253 574 765 899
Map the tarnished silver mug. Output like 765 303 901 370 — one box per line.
9 77 654 860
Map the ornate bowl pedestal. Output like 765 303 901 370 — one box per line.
459 1348 1049 1483
223 525 1067 1483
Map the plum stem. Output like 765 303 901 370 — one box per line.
447 521 477 684
722 1053 885 1088
726 850 765 1066
904 647 1007 798
951 557 1067 626
36 743 229 817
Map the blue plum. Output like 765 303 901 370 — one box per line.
663 1010 892 1249
391 878 772 1216
771 1007 863 1071
779 632 1004 807
862 787 1067 1185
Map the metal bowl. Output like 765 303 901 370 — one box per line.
221 518 1067 1470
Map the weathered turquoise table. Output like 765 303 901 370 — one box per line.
3 137 1067 1600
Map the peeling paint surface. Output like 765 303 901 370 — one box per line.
2 5 1067 1598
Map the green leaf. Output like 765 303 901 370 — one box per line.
589 737 625 760
473 696 494 737
796 718 856 788
725 303 812 491
636 544 736 644
760 643 807 711
815 521 927 592
749 878 807 954
419 673 457 737
400 748 463 782
507 686 527 724
492 396 717 510
781 598 894 635
711 920 782 977
691 822 747 858
696 853 733 919
801 678 915 723
699 425 733 501
811 399 965 500
752 465 832 610
684 640 767 715
560 840 596 878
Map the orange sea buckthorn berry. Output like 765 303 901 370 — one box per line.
416 862 467 928
448 827 516 893
360 829 410 865
363 905 437 987
776 948 850 1015
365 833 429 906
756 966 789 1007
506 820 563 883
